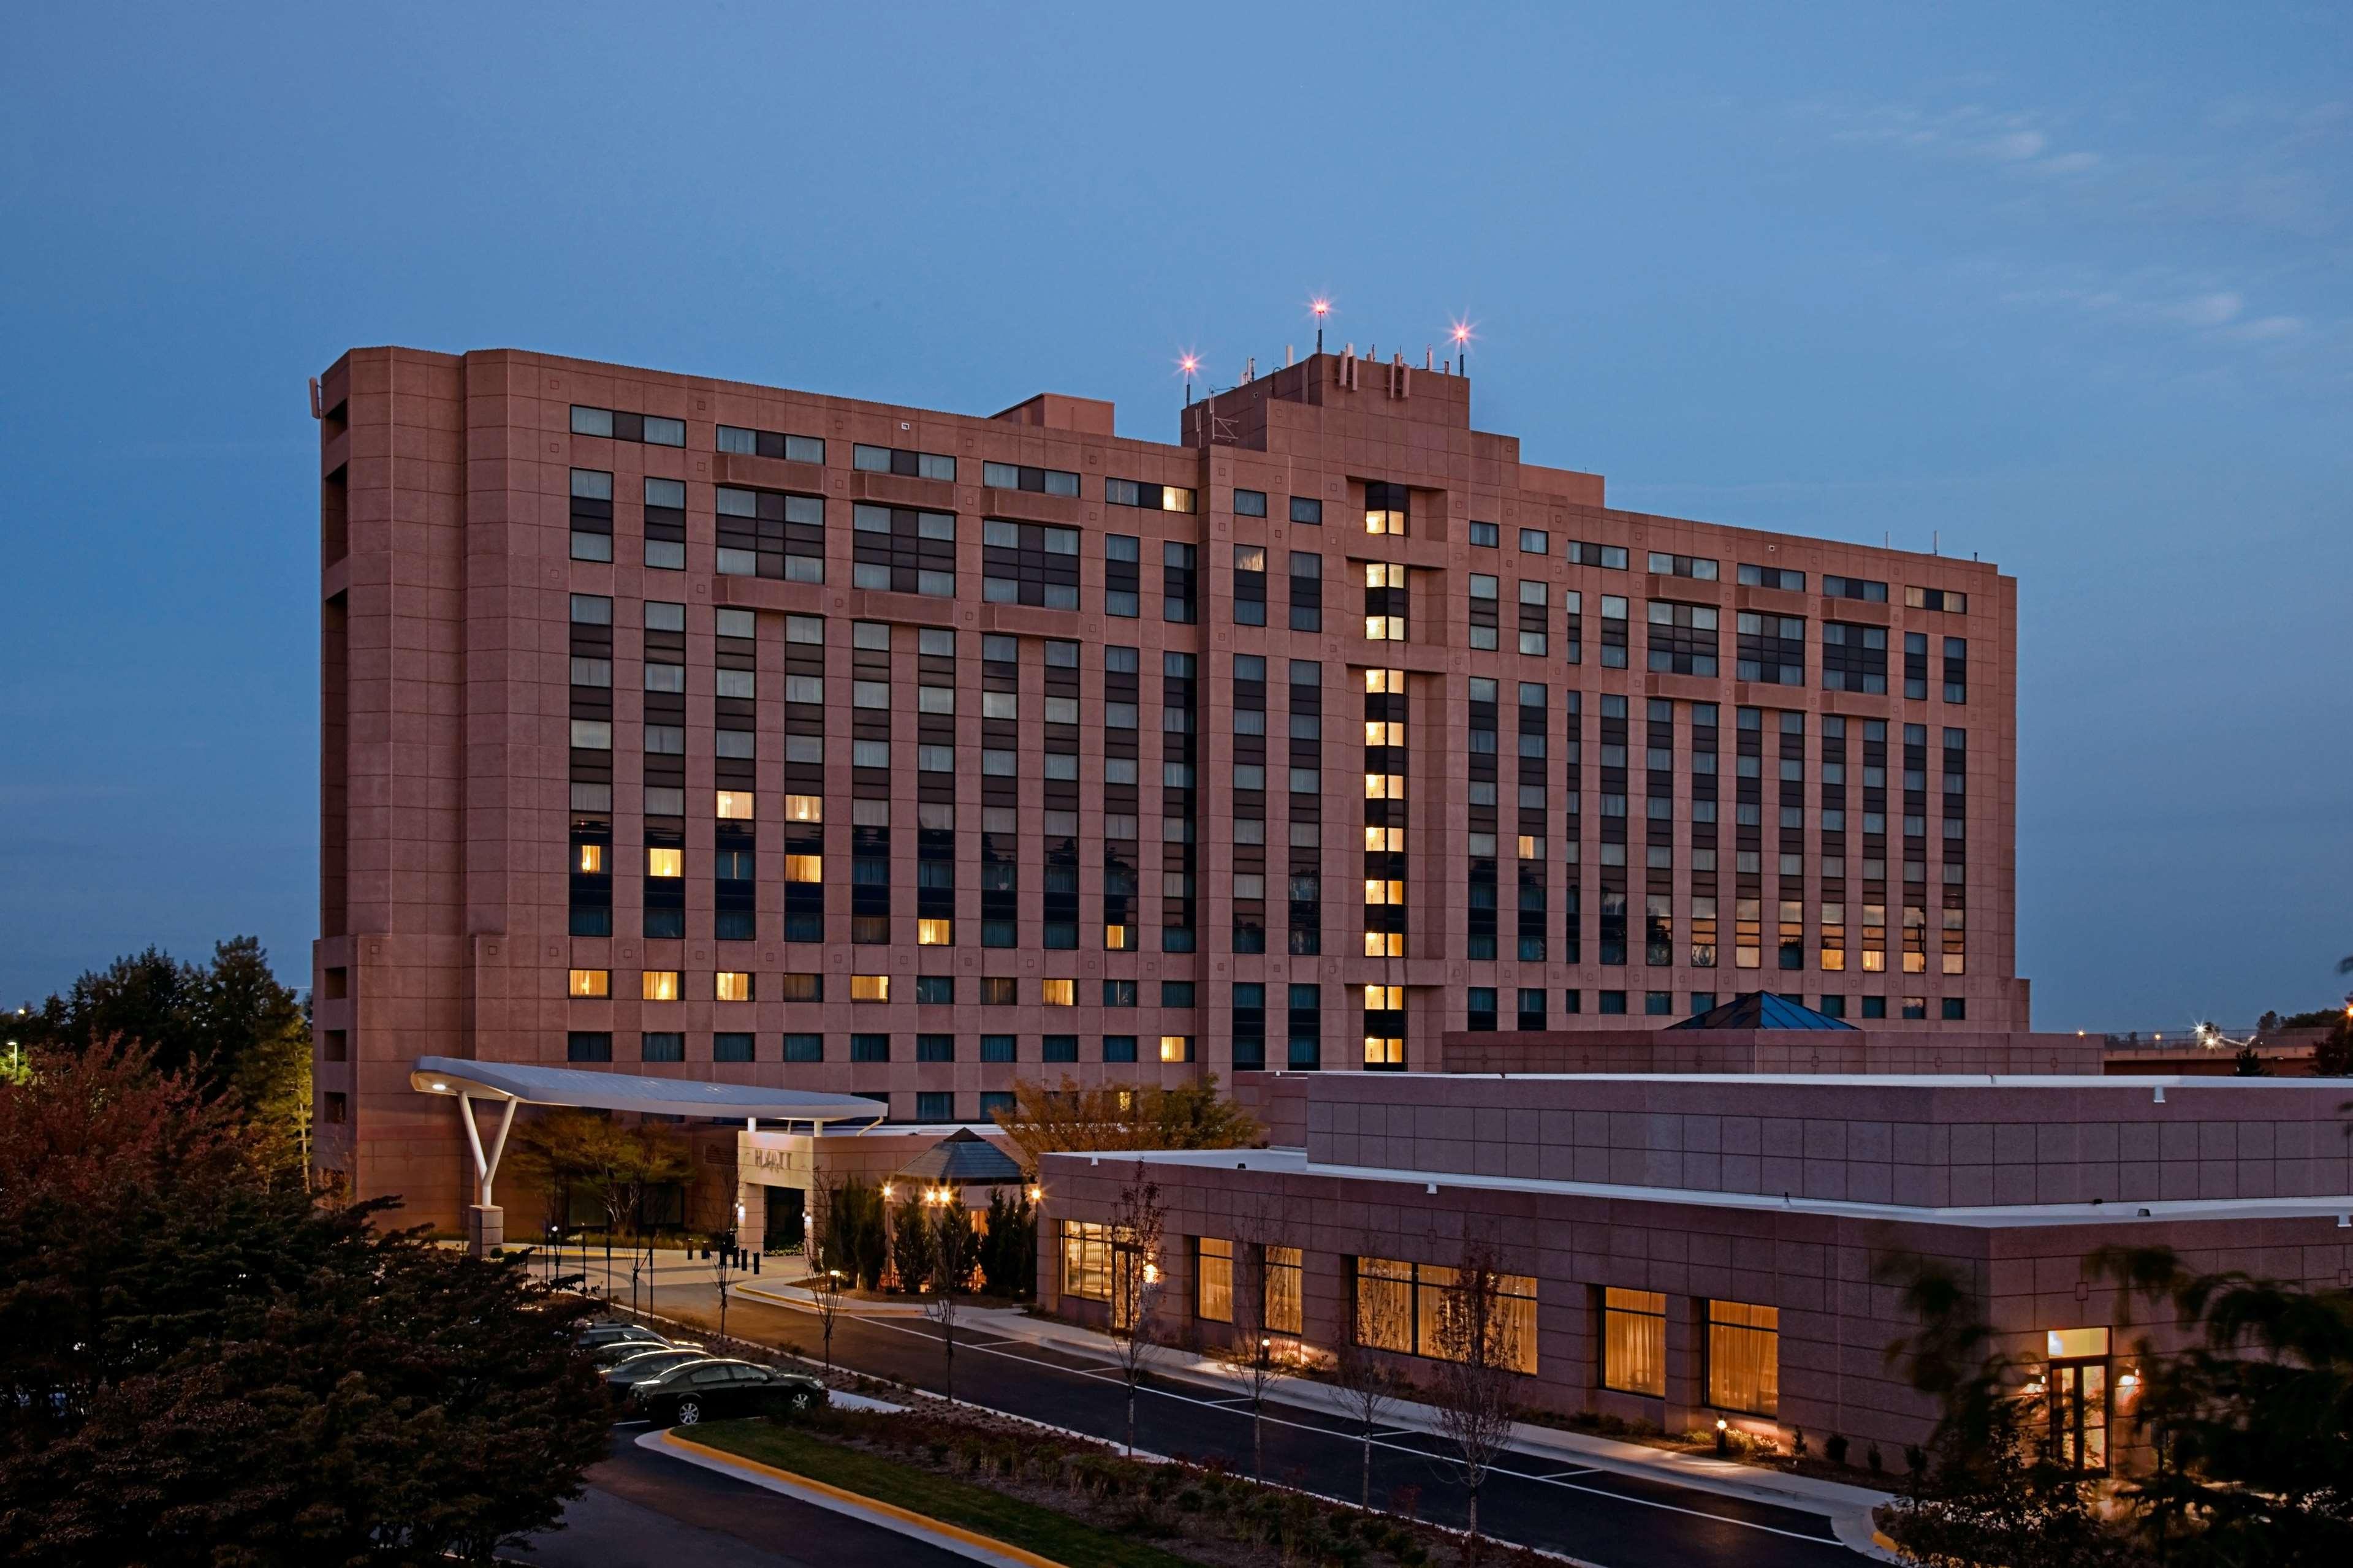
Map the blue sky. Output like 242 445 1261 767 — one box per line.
2 2 2346 1028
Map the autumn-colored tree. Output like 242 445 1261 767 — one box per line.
0 1040 607 1566
990 1074 1261 1172
8 936 311 1173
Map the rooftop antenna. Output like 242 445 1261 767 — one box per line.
1424 344 1432 370
1285 344 1295 366
1451 317 1474 377
1310 296 1331 355
1179 353 1199 406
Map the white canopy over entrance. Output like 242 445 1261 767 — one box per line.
409 1056 886 1245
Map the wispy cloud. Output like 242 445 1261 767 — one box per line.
1993 269 2309 348
1803 99 2103 178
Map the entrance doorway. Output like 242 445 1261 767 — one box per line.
762 1186 806 1254
2045 1327 2112 1472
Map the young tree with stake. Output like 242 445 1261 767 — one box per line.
808 1179 848 1375
926 1196 977 1403
1104 1159 1168 1456
1211 1203 1298 1480
1331 1276 1412 1507
1427 1238 1526 1566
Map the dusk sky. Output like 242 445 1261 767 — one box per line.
2 2 2346 1029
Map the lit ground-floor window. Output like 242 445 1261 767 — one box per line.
1706 1299 1779 1415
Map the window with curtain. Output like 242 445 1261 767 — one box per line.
1196 1238 1233 1324
1355 1256 1537 1373
1602 1287 1667 1396
1265 1245 1304 1335
1706 1299 1779 1415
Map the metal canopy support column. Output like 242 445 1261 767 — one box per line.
456 1091 520 1208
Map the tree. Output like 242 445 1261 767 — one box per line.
510 1110 686 1298
1211 1202 1298 1481
2089 1244 2353 1564
991 1074 1262 1172
10 937 312 1173
1876 1254 2127 1568
976 1186 1038 1298
0 1039 608 1566
712 1232 739 1348
1104 1159 1169 1456
1331 1267 1413 1507
889 1189 937 1293
927 1200 979 1404
1426 1238 1527 1565
2313 1009 2353 1076
807 1183 850 1374
815 1174 889 1292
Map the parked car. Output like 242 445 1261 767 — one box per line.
603 1347 714 1395
626 1359 828 1426
587 1332 702 1371
576 1320 669 1353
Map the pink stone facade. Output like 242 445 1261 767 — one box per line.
314 346 2027 1232
1041 1074 2353 1456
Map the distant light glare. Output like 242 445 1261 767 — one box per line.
1179 354 1199 375
1310 297 1331 318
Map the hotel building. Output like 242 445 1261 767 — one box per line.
311 344 2023 1232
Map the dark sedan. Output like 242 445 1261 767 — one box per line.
626 1359 828 1427
603 1347 713 1395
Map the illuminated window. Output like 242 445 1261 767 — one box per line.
1363 879 1406 906
785 854 823 882
1265 1246 1304 1333
1364 668 1401 693
1363 825 1404 851
715 971 752 1002
568 968 609 998
577 844 605 874
916 917 953 946
1363 932 1405 957
1706 1300 1779 1415
1196 1237 1233 1323
1602 1287 1667 1396
1159 1035 1193 1062
1516 835 1541 860
647 847 682 878
850 974 890 1002
1364 480 1408 536
641 970 682 1002
1103 923 1133 951
1355 1257 1535 1371
1363 773 1406 800
1363 720 1405 746
784 793 823 823
1062 1220 1112 1302
1041 979 1076 1006
715 790 754 820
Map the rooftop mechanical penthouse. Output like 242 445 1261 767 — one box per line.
311 346 2021 1228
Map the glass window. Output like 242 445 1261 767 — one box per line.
1062 1221 1112 1302
1706 1300 1779 1415
567 968 609 998
1265 1245 1304 1334
1602 1287 1667 1396
1196 1237 1234 1323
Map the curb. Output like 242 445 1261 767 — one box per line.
645 1428 1065 1568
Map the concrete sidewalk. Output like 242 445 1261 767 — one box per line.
727 1273 1896 1556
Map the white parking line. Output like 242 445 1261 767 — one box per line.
834 1309 1842 1548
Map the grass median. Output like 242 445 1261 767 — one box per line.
683 1418 1206 1568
